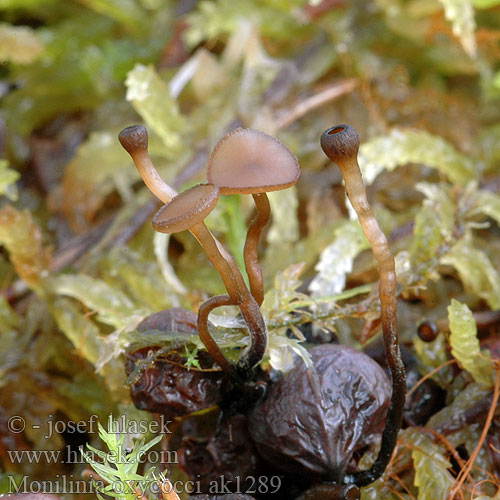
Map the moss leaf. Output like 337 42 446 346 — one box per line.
428 382 491 433
99 245 180 310
125 64 186 155
309 220 369 297
408 183 456 283
50 274 146 329
0 160 20 201
184 0 305 48
358 128 476 186
268 331 312 372
152 232 187 295
448 299 493 387
406 427 455 500
77 0 147 32
0 205 51 287
58 130 137 230
414 333 453 388
475 189 500 227
0 296 20 333
438 0 477 57
267 186 299 245
473 0 500 7
51 298 126 395
442 230 500 309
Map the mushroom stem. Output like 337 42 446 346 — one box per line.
320 125 406 487
197 294 239 378
119 126 177 202
190 221 246 302
197 292 267 382
244 193 271 306
119 126 245 300
236 291 268 374
119 125 268 377
191 220 268 378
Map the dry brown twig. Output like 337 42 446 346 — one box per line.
275 79 358 131
448 366 500 499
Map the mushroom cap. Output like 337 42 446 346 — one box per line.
320 124 360 164
207 128 300 195
118 125 148 155
152 184 219 234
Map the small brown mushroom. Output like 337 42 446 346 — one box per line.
207 128 300 194
119 126 267 381
320 124 406 487
208 128 300 306
153 184 220 234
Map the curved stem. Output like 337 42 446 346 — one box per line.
190 221 246 303
133 150 178 202
236 295 268 377
320 125 405 487
342 161 405 486
120 126 269 378
244 193 271 306
197 295 239 380
191 221 268 377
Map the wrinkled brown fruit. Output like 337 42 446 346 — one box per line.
125 348 224 418
125 308 224 418
248 344 391 482
179 413 265 493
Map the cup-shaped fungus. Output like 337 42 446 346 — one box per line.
151 182 248 376
152 184 220 234
207 128 300 306
320 124 406 487
118 126 267 382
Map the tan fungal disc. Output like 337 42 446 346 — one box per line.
207 128 300 194
152 184 219 234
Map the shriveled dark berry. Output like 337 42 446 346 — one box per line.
248 344 391 483
178 413 265 493
126 349 224 417
125 308 224 418
136 307 198 336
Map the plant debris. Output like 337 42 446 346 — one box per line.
1 0 500 499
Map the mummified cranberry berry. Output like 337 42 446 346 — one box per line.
248 344 391 482
125 308 224 418
178 413 265 493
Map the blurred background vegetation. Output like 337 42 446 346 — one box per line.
1 0 500 498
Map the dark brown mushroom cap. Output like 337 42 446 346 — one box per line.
153 184 219 234
207 128 300 194
118 124 148 155
320 124 360 165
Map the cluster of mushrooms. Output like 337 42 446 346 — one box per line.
119 124 406 499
